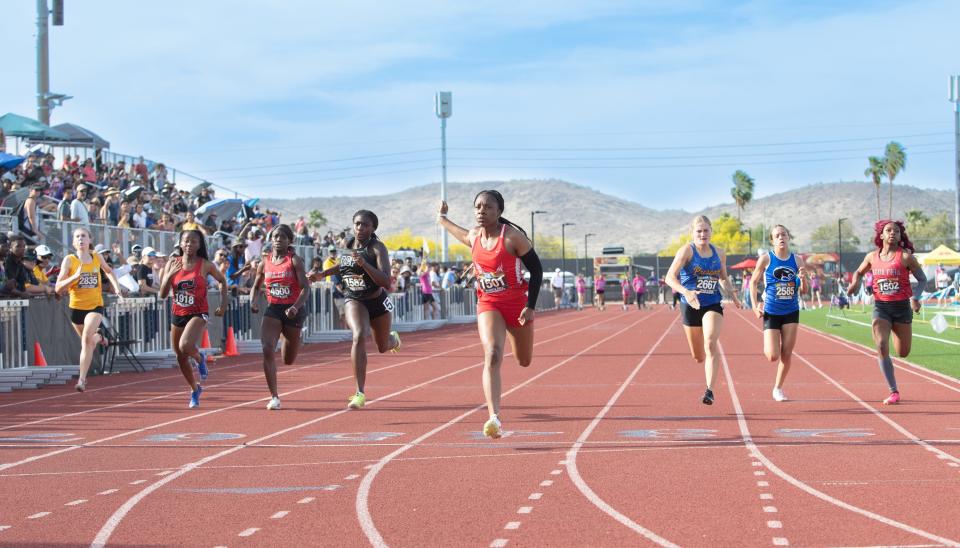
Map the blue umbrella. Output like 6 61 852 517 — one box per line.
0 152 26 171
195 198 244 224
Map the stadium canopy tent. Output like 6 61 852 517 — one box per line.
51 123 110 149
729 257 758 270
919 244 960 266
0 113 70 140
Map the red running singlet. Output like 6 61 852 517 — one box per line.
263 253 301 306
871 248 913 302
471 225 528 326
171 258 209 316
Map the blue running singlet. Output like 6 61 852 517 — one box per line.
763 251 800 315
679 244 722 307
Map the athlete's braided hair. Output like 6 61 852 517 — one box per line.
873 219 914 253
474 189 528 238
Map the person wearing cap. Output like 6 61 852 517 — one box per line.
101 188 121 226
134 247 164 295
57 187 74 221
22 249 53 296
225 240 251 292
55 227 124 392
70 184 91 225
321 246 338 281
238 221 264 263
34 244 55 282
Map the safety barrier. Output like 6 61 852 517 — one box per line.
0 300 29 370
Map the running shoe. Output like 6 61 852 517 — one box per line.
266 396 281 410
772 387 788 402
347 392 366 409
701 388 714 405
189 385 203 408
483 415 503 439
389 331 402 354
882 391 900 405
75 379 86 392
197 351 209 380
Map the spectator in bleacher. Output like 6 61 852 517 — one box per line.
58 186 74 221
154 213 175 232
81 158 97 183
180 210 204 234
203 212 218 235
0 233 14 297
153 163 168 191
321 246 338 280
196 187 213 207
70 184 91 225
225 240 251 294
21 182 46 242
100 189 121 225
34 244 57 284
22 249 54 297
3 235 40 297
133 156 149 181
240 223 264 263
132 202 148 229
133 246 163 295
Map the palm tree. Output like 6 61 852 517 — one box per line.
883 141 906 219
730 170 755 223
864 156 884 221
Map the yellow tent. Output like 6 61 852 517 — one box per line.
920 244 960 266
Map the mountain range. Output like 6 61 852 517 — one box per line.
261 180 956 254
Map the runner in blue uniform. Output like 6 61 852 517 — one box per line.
749 225 808 402
666 215 739 405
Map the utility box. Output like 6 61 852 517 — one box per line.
435 91 452 118
52 0 64 25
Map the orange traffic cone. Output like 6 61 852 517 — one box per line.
34 342 48 367
224 328 239 357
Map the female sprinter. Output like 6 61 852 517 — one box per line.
309 210 400 410
54 227 124 392
847 220 927 405
749 225 808 402
250 225 311 410
665 215 739 405
159 230 227 408
437 190 543 439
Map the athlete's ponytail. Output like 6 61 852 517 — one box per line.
474 189 529 238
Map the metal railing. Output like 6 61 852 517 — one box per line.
0 300 29 370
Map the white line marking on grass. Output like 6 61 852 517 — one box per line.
238 528 259 537
718 338 960 548
826 315 959 346
27 512 50 519
65 499 87 506
271 511 289 519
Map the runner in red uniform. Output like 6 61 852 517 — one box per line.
847 220 927 405
250 224 311 410
159 230 228 408
437 190 543 439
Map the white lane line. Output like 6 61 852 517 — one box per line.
0 525 10 531
297 497 315 504
271 511 289 519
129 480 146 485
517 507 533 514
762 506 778 513
97 489 118 495
94 316 603 548
824 315 959 346
528 493 542 500
28 512 51 519
490 540 508 548
718 340 960 548
356 313 647 548
155 471 173 476
504 522 521 530
540 480 553 487
767 521 783 529
345 474 360 480
760 494 774 500
238 528 259 537
65 499 87 506
564 315 679 548
773 538 790 546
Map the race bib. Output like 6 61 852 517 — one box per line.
269 283 291 299
877 279 900 296
174 292 195 307
695 276 718 293
343 274 367 291
478 272 507 294
77 272 99 289
775 283 796 300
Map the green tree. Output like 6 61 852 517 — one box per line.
905 211 956 251
662 213 750 255
864 156 885 221
809 219 860 253
730 170 755 223
307 209 328 231
883 141 907 219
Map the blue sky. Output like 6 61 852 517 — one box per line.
1 0 956 210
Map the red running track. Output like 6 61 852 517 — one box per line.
0 306 958 547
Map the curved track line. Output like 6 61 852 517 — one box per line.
563 315 679 547
718 341 960 547
799 324 960 391
356 311 661 547
90 313 616 547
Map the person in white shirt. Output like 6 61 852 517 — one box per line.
551 268 564 309
70 185 91 225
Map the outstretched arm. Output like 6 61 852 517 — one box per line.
436 201 472 247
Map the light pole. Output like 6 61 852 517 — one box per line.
435 91 452 262
36 0 71 125
530 210 547 248
950 75 960 247
838 217 848 284
583 232 596 268
561 223 575 300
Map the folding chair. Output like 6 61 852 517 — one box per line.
99 316 146 374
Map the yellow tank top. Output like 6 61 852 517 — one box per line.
67 253 104 310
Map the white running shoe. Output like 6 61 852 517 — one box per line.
772 388 788 402
482 415 503 439
266 397 281 410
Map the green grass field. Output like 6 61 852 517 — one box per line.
799 305 960 379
